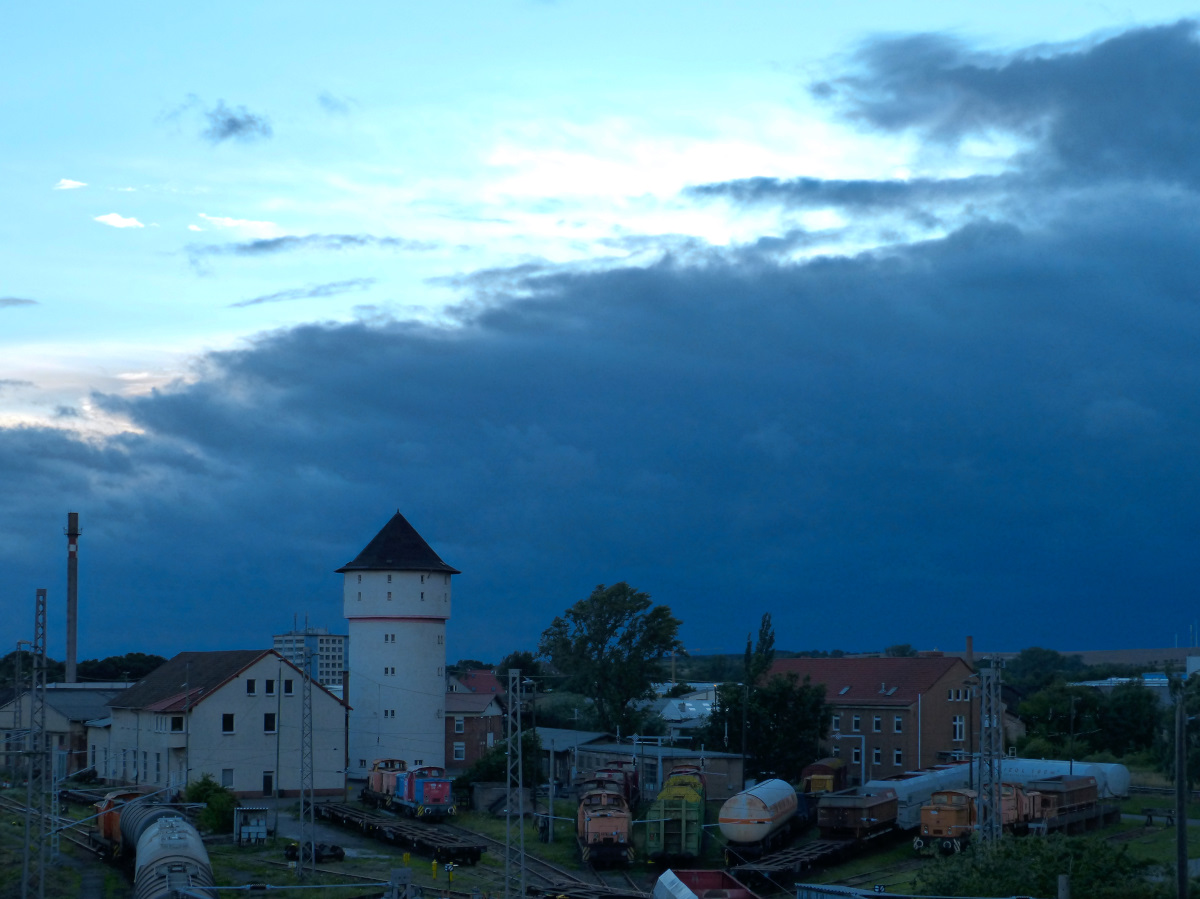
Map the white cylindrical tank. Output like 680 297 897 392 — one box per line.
989 758 1131 798
718 778 798 844
867 764 973 829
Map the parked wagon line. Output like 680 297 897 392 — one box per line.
313 802 487 864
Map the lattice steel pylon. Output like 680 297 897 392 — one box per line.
977 661 1004 844
504 669 526 899
298 645 315 880
22 589 49 899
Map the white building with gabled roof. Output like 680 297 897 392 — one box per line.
90 649 346 798
340 511 458 778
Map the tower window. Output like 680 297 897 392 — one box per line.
387 592 392 601
387 574 392 583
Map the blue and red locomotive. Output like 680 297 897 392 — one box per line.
361 758 455 818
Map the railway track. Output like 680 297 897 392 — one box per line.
440 820 591 887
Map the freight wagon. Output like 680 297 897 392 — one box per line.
645 765 707 862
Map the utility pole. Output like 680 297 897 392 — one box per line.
22 589 49 899
299 645 315 879
504 669 525 899
977 660 1004 844
64 513 81 684
1175 686 1188 899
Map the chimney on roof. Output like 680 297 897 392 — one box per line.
65 512 81 684
965 635 975 669
879 682 887 693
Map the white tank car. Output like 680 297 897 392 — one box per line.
718 778 799 844
134 815 217 899
978 758 1131 798
866 764 973 829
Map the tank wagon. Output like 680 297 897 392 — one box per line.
577 786 634 866
989 758 1129 799
88 792 217 899
719 779 808 863
866 761 973 829
361 759 455 818
646 765 706 861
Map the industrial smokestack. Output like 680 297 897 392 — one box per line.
965 635 974 670
65 512 80 684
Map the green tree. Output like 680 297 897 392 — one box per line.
884 643 918 657
743 613 776 684
538 582 683 734
1003 647 1087 694
77 653 166 683
1017 682 1104 758
185 773 237 834
702 673 829 782
497 650 544 683
914 834 1169 899
1099 680 1160 757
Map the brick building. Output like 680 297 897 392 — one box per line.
444 690 503 773
769 656 978 783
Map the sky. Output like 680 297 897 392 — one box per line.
5 1 1200 665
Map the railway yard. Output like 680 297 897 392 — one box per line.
2 780 1199 899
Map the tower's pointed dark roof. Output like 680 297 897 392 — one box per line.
337 511 460 574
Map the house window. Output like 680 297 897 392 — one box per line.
359 759 367 768
851 746 861 764
453 743 466 761
894 748 903 766
872 716 882 732
421 592 425 600
284 680 294 695
894 715 903 733
357 574 361 583
831 743 840 757
357 592 361 601
454 717 465 734
953 715 965 742
266 679 275 696
872 747 881 765
264 713 277 734
414 759 423 766
831 715 841 732
948 689 953 700
246 679 256 695
851 715 861 732
156 753 161 782
437 634 444 645
388 574 392 583
223 713 235 734
170 716 184 733
222 768 234 788
387 592 392 601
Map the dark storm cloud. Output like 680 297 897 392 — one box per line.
189 234 437 260
6 20 1200 662
1 296 37 307
230 277 377 308
202 100 273 143
818 21 1200 182
688 174 1005 212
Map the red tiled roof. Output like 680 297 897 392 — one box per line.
445 692 501 713
769 656 971 706
459 669 504 694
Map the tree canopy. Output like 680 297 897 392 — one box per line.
537 582 682 734
913 835 1169 899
